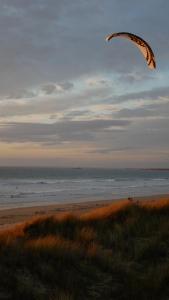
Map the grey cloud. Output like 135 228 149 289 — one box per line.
59 82 74 90
1 83 168 122
87 79 109 87
115 86 169 103
4 81 74 99
6 90 37 100
41 82 73 95
41 84 57 95
88 146 135 154
116 108 158 119
116 101 169 119
83 116 169 160
91 117 169 156
118 73 155 84
59 110 92 120
0 119 131 144
121 118 169 149
146 101 169 113
0 84 112 117
49 110 94 122
0 0 168 94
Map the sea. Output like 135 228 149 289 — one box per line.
0 167 169 209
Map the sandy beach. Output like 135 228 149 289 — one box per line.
0 193 168 229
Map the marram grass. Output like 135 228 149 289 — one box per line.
0 198 169 299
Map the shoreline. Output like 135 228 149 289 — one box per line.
0 193 169 229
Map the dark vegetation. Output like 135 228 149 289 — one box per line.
0 199 169 299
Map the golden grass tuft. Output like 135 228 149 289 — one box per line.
81 199 130 221
77 226 96 242
0 223 24 246
25 234 81 254
141 197 169 209
25 235 64 250
86 242 102 258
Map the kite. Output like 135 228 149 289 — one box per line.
106 32 156 69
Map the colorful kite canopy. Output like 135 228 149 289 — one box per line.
106 32 156 69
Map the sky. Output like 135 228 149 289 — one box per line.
0 0 169 168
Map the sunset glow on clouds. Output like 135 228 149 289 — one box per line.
0 0 169 167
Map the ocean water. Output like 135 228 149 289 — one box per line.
0 167 169 209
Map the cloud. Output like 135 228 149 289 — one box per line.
0 119 131 144
115 100 169 119
41 83 58 95
116 107 158 119
6 90 37 100
118 72 155 84
115 86 169 103
0 1 169 166
56 109 92 120
88 146 135 154
0 0 168 96
41 82 74 95
0 79 113 118
4 81 74 100
87 78 109 87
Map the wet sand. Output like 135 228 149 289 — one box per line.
0 194 169 229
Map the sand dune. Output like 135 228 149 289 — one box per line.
0 194 169 229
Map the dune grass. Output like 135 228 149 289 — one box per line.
0 198 169 299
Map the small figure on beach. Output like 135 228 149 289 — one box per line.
128 197 140 205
